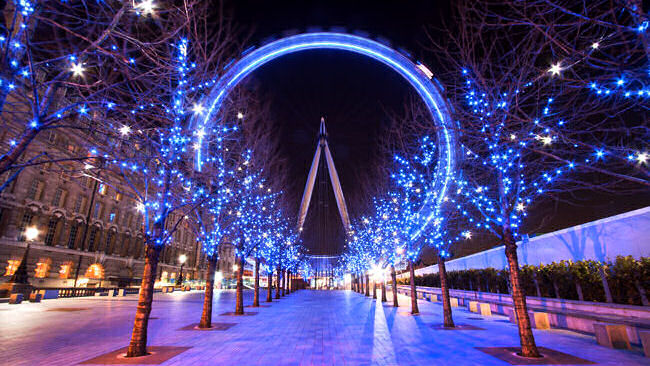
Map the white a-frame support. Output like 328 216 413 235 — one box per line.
297 118 351 234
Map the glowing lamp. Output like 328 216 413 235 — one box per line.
24 226 39 241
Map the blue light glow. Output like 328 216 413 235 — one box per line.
196 32 457 241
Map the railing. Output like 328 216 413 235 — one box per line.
34 287 140 298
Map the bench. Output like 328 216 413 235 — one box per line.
594 323 631 349
507 311 550 330
450 297 459 307
479 303 492 316
9 293 23 304
468 301 479 313
398 285 650 346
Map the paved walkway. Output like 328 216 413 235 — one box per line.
0 290 647 365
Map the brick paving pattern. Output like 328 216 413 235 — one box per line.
1 290 647 365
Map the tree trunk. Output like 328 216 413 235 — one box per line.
126 244 161 357
636 280 649 306
282 269 289 295
381 277 387 302
266 271 273 302
275 267 281 299
287 271 291 293
373 280 377 299
438 255 454 328
365 274 370 296
504 229 540 358
391 265 398 307
235 256 244 315
409 259 419 315
576 281 584 302
281 270 286 296
553 280 561 299
599 266 613 303
199 255 217 329
253 258 260 307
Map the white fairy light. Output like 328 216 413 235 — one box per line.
192 103 204 115
119 125 131 136
70 63 85 77
135 0 156 15
548 62 562 76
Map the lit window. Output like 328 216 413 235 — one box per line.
97 183 107 195
5 260 20 276
34 258 52 278
17 213 33 241
85 263 104 279
59 262 73 279
115 192 122 201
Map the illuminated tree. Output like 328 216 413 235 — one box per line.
0 0 133 186
421 1 649 356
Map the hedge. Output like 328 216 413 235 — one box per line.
398 255 649 306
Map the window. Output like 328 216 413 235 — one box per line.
87 227 99 251
59 262 73 279
108 208 116 223
97 183 107 195
34 258 52 278
17 213 33 241
26 179 40 200
74 195 86 213
67 225 79 249
92 202 102 219
122 213 130 228
51 187 63 207
85 263 104 279
5 260 20 276
105 230 115 254
44 218 59 246
115 192 122 201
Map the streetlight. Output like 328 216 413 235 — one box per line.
24 226 39 241
176 254 187 287
8 226 39 289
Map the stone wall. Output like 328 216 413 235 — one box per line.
401 206 650 278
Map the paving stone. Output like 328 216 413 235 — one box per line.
0 290 647 365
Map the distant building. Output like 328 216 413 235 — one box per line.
0 128 236 288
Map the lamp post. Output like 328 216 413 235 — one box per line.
176 254 187 287
1 226 39 298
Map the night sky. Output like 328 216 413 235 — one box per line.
224 1 650 260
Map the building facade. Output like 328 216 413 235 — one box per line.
0 128 236 289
